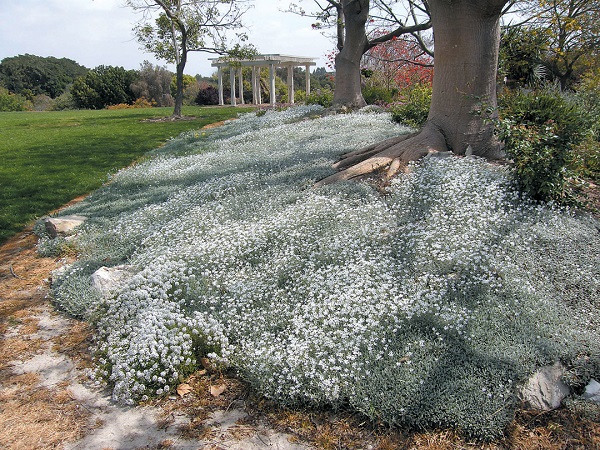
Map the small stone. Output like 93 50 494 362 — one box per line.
425 151 454 160
519 362 571 410
91 265 134 298
583 379 600 404
44 215 87 238
50 264 72 281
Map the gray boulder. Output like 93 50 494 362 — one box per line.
519 362 571 410
44 215 87 238
583 379 600 404
91 265 134 298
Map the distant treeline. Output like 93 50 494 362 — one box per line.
0 54 88 98
0 54 335 112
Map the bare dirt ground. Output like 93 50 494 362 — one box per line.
1 206 599 449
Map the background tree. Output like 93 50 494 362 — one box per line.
498 25 550 87
0 54 88 98
521 0 600 90
131 61 174 106
311 67 336 91
71 66 138 109
317 0 512 185
126 0 251 118
170 73 199 105
362 31 433 92
290 0 432 107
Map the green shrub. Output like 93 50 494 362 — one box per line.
305 88 334 108
51 89 77 111
496 89 593 202
0 87 31 111
389 83 432 128
72 65 138 109
572 79 600 181
294 89 306 103
362 85 396 105
572 136 600 182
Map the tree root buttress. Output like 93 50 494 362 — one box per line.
315 126 448 187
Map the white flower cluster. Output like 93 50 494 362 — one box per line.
48 107 600 438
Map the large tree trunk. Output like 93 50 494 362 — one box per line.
317 0 508 186
427 0 506 157
173 54 186 118
333 0 369 108
173 20 187 119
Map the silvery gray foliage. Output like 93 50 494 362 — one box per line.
47 106 599 439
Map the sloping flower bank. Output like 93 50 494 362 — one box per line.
41 107 600 439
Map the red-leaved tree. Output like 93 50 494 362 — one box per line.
362 31 433 91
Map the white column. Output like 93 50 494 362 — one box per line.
230 68 236 106
305 65 311 96
287 65 294 104
217 67 224 106
238 67 244 105
269 64 276 105
251 66 257 104
257 68 262 103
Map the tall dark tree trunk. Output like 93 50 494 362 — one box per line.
317 0 508 186
174 53 186 118
173 14 187 118
333 0 369 108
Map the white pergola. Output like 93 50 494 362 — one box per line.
209 54 317 106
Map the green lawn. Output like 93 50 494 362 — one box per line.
0 106 254 244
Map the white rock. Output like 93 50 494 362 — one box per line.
50 264 71 281
91 265 133 298
519 362 571 410
583 379 600 404
44 215 87 238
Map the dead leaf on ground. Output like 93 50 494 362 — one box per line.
200 357 216 372
210 383 226 397
177 383 192 397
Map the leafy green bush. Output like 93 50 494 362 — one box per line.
305 88 334 108
572 78 600 181
294 89 307 103
0 87 31 111
389 83 432 128
362 85 396 105
71 65 138 109
496 89 593 201
50 88 77 111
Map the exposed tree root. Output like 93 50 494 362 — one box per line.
315 126 448 187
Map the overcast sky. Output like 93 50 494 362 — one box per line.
0 0 333 76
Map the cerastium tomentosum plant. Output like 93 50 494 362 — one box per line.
39 106 600 439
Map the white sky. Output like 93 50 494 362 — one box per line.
0 0 333 76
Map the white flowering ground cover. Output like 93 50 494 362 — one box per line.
38 106 600 440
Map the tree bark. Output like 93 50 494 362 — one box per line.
172 0 186 118
174 53 186 118
333 0 369 108
317 0 508 186
427 0 506 157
